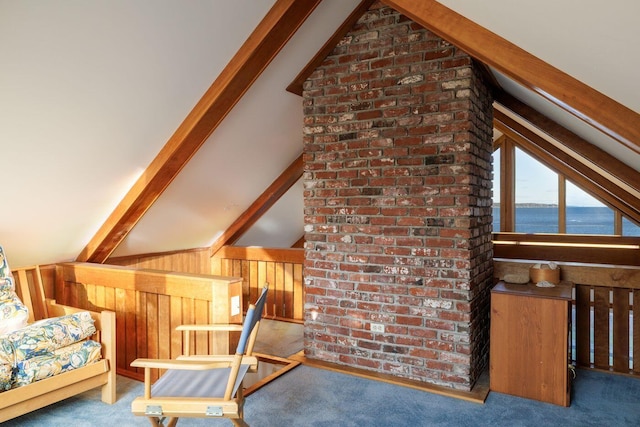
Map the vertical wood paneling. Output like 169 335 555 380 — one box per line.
135 291 147 375
194 299 209 355
612 288 630 372
85 284 96 311
275 262 284 318
146 293 159 380
266 261 275 317
258 261 267 313
182 298 194 355
233 259 242 279
241 260 250 307
170 296 183 358
115 288 127 371
69 281 79 308
124 289 137 370
58 262 242 379
284 263 294 319
294 263 304 320
106 248 211 274
575 285 591 367
634 290 640 374
105 287 116 312
211 247 305 321
250 261 259 310
593 287 610 369
95 285 106 311
158 295 171 361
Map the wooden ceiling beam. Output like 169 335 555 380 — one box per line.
495 91 640 194
209 154 304 257
77 0 321 263
382 0 640 154
494 110 640 221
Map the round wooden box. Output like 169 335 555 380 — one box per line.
529 265 560 284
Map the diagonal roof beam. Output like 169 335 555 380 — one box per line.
495 91 640 195
382 0 640 154
77 0 321 263
209 154 304 256
494 110 640 222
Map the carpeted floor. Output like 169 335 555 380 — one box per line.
4 366 639 426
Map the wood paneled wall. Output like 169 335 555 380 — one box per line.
55 262 242 380
106 245 307 322
493 233 640 266
106 247 211 274
495 259 640 376
212 246 304 322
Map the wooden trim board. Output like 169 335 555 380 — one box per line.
289 352 489 404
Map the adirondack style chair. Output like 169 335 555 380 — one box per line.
131 285 268 427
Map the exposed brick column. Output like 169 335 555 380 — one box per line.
302 2 493 390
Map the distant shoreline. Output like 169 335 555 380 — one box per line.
493 203 558 208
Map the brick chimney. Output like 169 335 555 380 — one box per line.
302 2 493 390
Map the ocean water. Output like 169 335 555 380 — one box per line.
492 206 640 236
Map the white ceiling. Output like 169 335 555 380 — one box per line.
2 0 638 267
438 0 640 168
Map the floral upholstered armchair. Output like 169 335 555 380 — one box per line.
0 245 116 422
0 247 28 336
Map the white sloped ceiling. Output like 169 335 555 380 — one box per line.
2 0 639 267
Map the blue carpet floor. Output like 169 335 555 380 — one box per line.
4 366 639 426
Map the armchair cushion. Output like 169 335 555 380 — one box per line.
0 245 29 335
13 339 102 388
0 292 29 336
0 311 98 391
0 311 96 363
0 246 11 280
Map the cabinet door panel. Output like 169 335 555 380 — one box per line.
490 290 569 406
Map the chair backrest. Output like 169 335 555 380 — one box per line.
235 285 268 355
221 285 268 400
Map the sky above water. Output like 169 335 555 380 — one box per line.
492 148 604 207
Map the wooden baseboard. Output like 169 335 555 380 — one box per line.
288 351 489 404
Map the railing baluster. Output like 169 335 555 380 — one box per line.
575 285 591 367
612 288 630 372
593 287 610 369
634 290 640 375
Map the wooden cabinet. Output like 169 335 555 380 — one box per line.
490 280 572 406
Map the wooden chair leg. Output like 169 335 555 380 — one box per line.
167 417 179 427
148 417 162 427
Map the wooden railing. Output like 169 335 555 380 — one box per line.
211 246 305 322
55 262 243 380
495 259 640 376
493 233 640 266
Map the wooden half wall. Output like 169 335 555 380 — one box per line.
495 259 640 377
212 246 305 322
55 262 243 380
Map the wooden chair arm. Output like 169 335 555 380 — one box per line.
131 358 233 371
131 355 257 370
177 355 258 369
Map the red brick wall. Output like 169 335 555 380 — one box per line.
302 3 493 390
